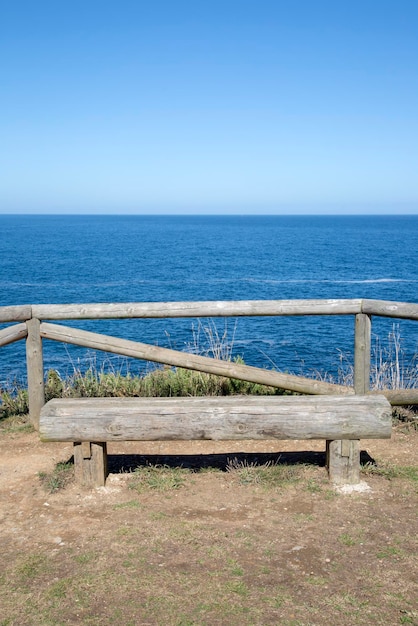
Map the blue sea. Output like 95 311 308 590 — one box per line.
0 214 417 386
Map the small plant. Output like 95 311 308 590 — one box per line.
129 464 190 493
0 414 33 433
392 406 418 431
227 559 244 576
0 384 29 418
338 533 356 546
113 500 142 510
335 324 418 391
186 318 237 362
305 477 322 493
73 552 97 564
225 580 248 596
38 461 74 492
226 458 302 487
372 325 417 390
17 554 49 580
376 546 404 559
362 462 418 482
399 609 418 624
44 369 64 400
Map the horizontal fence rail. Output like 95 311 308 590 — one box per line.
0 299 366 321
0 299 417 429
1 298 418 322
361 299 418 320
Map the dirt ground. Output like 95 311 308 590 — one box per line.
0 423 417 626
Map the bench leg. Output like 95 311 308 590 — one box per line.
73 442 108 488
326 439 360 485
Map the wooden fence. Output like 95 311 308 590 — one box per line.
0 299 417 428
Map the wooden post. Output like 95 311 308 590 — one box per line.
354 313 372 394
26 317 45 430
326 313 372 484
326 438 360 484
73 442 108 487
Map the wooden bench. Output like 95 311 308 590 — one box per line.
39 394 392 488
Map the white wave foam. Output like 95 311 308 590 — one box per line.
236 278 417 285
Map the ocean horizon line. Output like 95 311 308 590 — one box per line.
1 212 418 217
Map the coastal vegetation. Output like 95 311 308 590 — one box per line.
0 363 286 421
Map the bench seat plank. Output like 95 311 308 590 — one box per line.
40 395 391 443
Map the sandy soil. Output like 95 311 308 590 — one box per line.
0 425 417 625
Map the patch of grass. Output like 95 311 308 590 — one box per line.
113 499 141 510
149 511 168 521
16 554 49 580
0 413 32 433
0 386 29 419
225 580 248 596
392 406 418 431
227 559 244 576
226 458 303 487
73 552 98 565
399 610 418 624
338 533 357 546
270 591 291 608
129 464 190 493
306 575 328 586
362 462 418 482
294 513 314 522
376 546 404 559
38 461 74 493
327 592 369 613
305 477 323 493
47 578 70 600
116 526 133 537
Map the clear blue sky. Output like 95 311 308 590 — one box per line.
1 0 418 214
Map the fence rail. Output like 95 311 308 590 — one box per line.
0 299 417 428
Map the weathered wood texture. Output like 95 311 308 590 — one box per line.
0 299 409 321
326 439 361 485
73 442 107 487
26 318 45 429
0 304 32 323
40 322 350 395
354 313 372 394
32 299 363 319
362 299 418 320
377 389 418 405
39 395 392 443
0 323 27 347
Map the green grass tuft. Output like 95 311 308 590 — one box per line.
129 464 190 493
226 458 303 487
38 461 74 492
362 462 418 482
